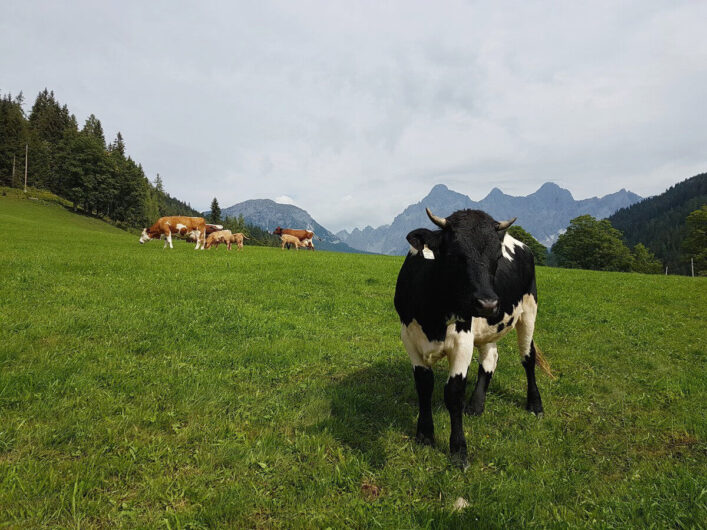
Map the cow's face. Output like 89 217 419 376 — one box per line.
139 228 152 244
273 227 283 235
406 208 516 318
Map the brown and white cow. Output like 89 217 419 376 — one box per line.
273 227 321 250
280 233 304 250
139 216 207 249
205 230 233 249
227 232 249 250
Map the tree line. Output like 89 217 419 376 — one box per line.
0 89 200 229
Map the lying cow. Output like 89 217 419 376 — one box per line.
280 233 304 250
205 229 233 249
273 227 321 250
394 208 552 469
139 216 207 249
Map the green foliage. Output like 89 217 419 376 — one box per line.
508 225 547 265
609 173 707 275
0 92 29 187
209 197 222 224
682 205 707 275
1 197 705 528
631 243 663 274
552 215 634 271
0 89 198 229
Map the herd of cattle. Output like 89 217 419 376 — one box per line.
138 216 320 250
139 209 553 469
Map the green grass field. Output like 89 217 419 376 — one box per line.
1 194 706 528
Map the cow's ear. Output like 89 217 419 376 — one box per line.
406 228 434 251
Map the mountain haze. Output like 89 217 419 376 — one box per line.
338 183 642 255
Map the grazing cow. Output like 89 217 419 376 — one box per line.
205 230 233 249
139 216 207 250
273 227 321 250
227 232 249 250
394 208 552 469
280 233 303 250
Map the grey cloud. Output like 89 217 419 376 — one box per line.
2 1 705 233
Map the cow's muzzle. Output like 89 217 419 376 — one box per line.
476 298 499 318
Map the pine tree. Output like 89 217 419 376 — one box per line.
0 92 29 187
82 114 105 147
209 197 222 224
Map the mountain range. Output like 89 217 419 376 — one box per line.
219 182 642 255
337 183 642 254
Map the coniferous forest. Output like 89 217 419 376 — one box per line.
0 89 199 229
608 173 707 275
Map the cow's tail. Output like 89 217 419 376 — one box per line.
534 343 555 379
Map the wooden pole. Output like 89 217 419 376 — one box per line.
11 155 16 187
24 143 28 193
692 258 695 277
665 266 668 275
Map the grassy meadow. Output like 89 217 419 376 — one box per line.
0 193 706 528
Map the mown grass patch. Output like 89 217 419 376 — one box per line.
1 195 706 528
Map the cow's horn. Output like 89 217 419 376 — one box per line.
426 208 447 228
496 217 517 231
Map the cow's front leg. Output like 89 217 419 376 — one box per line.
446 336 473 469
467 343 498 416
413 366 434 445
401 326 435 446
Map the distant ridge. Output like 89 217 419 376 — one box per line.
608 173 707 275
337 182 642 255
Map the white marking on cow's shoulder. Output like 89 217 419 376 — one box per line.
422 245 435 260
502 233 525 261
176 223 187 231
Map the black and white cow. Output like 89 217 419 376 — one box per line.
394 208 552 469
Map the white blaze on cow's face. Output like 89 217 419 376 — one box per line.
139 229 151 244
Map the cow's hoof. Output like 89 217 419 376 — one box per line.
526 401 544 416
465 402 484 416
416 432 435 446
451 451 469 471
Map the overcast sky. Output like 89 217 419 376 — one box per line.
3 1 706 231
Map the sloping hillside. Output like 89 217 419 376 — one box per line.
608 173 707 274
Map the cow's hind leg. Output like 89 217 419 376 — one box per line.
466 342 498 416
401 328 434 446
516 299 543 415
446 335 473 469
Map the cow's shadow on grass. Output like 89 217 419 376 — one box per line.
316 359 530 468
314 359 418 467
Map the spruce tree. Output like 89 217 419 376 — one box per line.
210 197 222 224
